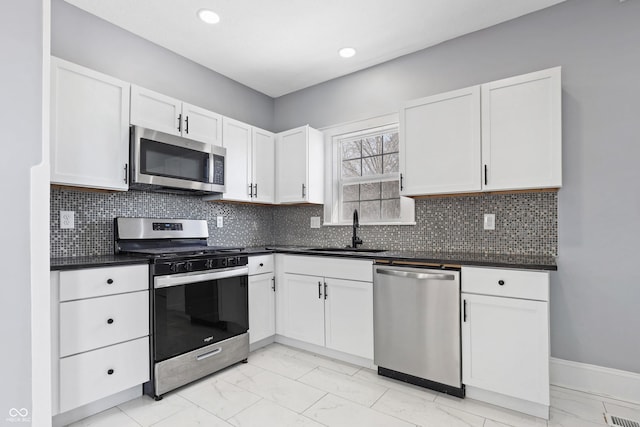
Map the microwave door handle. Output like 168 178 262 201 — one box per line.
205 156 210 182
154 266 249 289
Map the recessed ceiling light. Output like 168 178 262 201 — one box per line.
198 9 220 24
338 47 357 58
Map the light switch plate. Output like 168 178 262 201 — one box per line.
310 217 321 228
484 213 495 230
216 216 223 228
60 211 75 229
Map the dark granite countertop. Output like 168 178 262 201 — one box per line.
50 255 150 271
246 246 557 271
51 247 556 271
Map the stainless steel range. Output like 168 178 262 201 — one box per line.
114 217 249 400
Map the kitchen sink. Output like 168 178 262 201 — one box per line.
309 247 388 253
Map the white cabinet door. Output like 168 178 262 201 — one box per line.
50 57 130 191
481 67 562 191
252 127 276 203
59 337 149 413
222 117 253 201
276 126 308 203
400 86 481 195
182 102 222 146
130 85 181 136
280 273 325 347
324 278 373 359
275 126 324 204
461 293 549 405
249 272 275 344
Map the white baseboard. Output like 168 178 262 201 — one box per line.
52 386 142 427
466 386 549 419
249 335 275 352
550 357 640 404
274 335 375 369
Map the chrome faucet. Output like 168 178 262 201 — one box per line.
351 209 363 249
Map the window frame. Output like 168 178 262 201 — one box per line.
322 113 415 226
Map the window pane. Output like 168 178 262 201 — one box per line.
342 159 361 177
360 183 380 200
362 155 382 176
342 140 361 160
362 136 382 156
361 200 381 221
342 201 359 221
383 153 399 173
381 180 400 199
383 132 399 153
343 184 359 202
381 199 401 219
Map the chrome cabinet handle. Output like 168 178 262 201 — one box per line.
324 282 327 299
302 183 306 198
318 281 322 299
177 113 182 132
123 164 128 183
271 277 275 292
375 269 456 281
254 183 258 198
185 115 189 134
249 183 254 197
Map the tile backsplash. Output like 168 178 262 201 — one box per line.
51 188 557 258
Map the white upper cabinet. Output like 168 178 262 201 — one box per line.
400 86 481 195
482 67 562 191
221 117 253 201
208 118 275 203
130 85 222 146
252 127 276 203
399 67 561 196
50 57 130 191
275 125 324 204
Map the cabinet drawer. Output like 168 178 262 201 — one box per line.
59 337 149 413
249 254 274 275
461 266 549 301
59 264 148 301
59 291 149 357
283 255 373 282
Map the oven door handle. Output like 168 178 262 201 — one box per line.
154 266 249 289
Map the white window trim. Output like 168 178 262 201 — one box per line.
321 113 415 226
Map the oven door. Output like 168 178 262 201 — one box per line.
131 126 225 192
153 266 248 362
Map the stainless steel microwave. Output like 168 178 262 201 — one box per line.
129 126 225 195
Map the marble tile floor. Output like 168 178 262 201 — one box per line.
69 343 640 427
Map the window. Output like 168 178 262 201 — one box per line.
323 114 415 225
339 127 401 221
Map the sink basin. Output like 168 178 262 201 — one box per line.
309 247 388 253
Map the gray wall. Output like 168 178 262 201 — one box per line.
0 0 45 424
274 0 640 373
51 0 274 131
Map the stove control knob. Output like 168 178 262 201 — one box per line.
228 257 237 266
184 261 193 272
221 258 227 267
170 262 183 273
204 259 213 269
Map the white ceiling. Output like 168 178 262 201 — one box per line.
64 0 565 98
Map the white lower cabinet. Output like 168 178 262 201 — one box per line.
277 255 374 360
59 336 149 413
461 266 550 418
51 264 150 416
248 255 275 345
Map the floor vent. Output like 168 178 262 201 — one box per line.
605 413 640 427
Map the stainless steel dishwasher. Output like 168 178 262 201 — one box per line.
373 263 464 397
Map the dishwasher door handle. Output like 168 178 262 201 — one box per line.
375 268 456 281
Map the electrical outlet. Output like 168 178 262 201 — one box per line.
216 216 223 228
310 217 321 228
484 213 496 230
60 211 75 229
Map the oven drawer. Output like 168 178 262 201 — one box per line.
59 336 149 413
59 264 148 301
249 254 274 275
59 291 149 357
461 266 549 301
154 333 248 396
